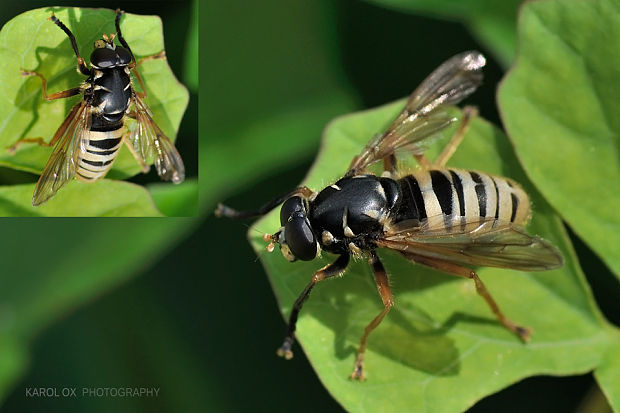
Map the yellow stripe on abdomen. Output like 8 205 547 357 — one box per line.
406 169 531 230
76 129 123 182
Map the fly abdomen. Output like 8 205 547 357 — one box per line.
392 169 530 231
76 127 123 182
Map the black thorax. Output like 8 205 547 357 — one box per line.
308 175 400 254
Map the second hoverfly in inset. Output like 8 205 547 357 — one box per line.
12 9 184 206
216 51 563 380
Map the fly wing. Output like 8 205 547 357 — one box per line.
348 51 486 174
377 219 563 272
129 93 185 184
32 101 90 206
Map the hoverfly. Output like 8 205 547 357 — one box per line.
13 9 184 206
216 51 563 380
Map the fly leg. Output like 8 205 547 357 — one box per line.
215 186 315 219
122 132 150 173
122 111 149 173
406 253 531 341
49 13 91 76
136 51 166 68
351 251 394 381
128 51 166 99
21 70 82 101
382 154 397 175
432 106 478 168
115 9 166 99
277 254 350 360
8 71 82 154
8 135 56 154
115 10 165 67
414 153 432 169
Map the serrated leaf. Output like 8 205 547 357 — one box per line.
250 100 615 412
0 7 189 188
498 0 620 282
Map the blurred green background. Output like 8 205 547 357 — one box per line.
0 0 618 412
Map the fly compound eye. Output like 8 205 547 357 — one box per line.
284 215 317 261
280 196 304 226
90 47 118 68
116 47 132 65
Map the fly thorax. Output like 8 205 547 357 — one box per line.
309 175 400 247
91 68 132 120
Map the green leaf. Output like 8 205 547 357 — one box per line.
148 178 198 217
250 101 615 412
0 180 162 216
594 329 620 413
498 0 620 281
367 0 521 67
183 0 198 93
0 8 189 196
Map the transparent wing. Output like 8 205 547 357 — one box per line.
377 219 563 271
130 94 185 183
348 51 486 174
33 101 90 206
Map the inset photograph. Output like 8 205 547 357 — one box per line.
0 4 197 216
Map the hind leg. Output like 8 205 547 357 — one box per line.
432 106 478 168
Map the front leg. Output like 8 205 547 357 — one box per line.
277 254 350 360
49 13 91 76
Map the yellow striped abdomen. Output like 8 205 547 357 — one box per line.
76 129 123 182
394 168 531 231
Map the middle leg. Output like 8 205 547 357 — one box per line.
350 251 394 381
21 69 82 101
